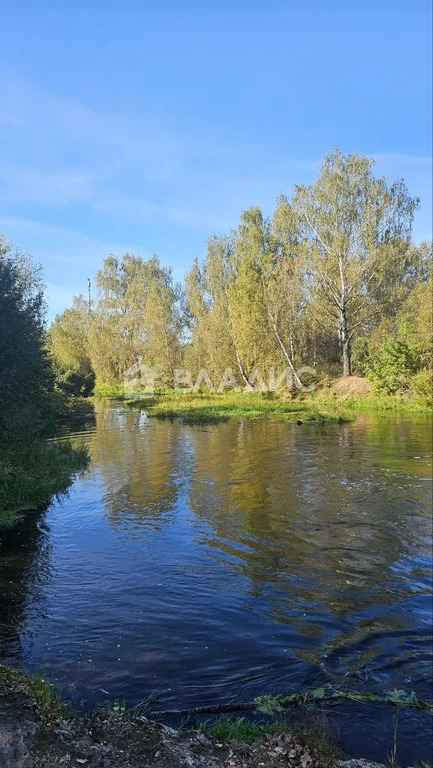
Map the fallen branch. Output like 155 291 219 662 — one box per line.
153 687 433 718
155 701 255 716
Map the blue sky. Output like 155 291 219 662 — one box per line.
0 1 431 322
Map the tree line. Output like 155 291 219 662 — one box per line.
45 148 431 398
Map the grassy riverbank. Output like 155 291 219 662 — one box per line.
125 388 432 424
0 663 337 768
0 439 89 528
310 393 432 415
1 664 414 768
0 396 93 528
2 664 431 767
125 390 354 424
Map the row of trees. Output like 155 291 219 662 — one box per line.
47 149 432 396
48 254 183 395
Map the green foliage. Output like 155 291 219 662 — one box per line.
0 238 54 439
410 369 433 403
47 297 94 396
254 694 285 715
312 392 432 413
359 270 432 396
106 691 161 720
293 148 418 376
0 237 89 525
366 339 415 394
0 439 89 527
86 253 182 391
33 150 433 396
28 671 70 720
197 712 340 760
310 687 325 700
54 368 95 397
397 277 432 369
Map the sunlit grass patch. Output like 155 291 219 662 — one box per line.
127 390 354 425
312 391 433 414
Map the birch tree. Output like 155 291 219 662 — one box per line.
292 148 419 376
88 253 181 390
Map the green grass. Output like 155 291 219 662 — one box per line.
0 438 89 528
197 715 290 743
27 670 71 720
126 390 353 425
196 712 340 760
93 382 126 398
0 664 70 720
312 392 433 414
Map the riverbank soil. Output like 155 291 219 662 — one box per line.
0 666 382 768
329 376 372 397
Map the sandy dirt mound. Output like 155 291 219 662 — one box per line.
330 376 372 397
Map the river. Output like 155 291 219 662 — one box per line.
1 402 432 763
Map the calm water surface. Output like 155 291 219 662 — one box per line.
1 403 432 762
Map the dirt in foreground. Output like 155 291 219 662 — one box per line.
0 665 383 768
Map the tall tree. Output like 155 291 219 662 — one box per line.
229 208 273 385
87 253 182 390
292 148 419 375
185 234 251 387
47 296 94 396
141 273 182 385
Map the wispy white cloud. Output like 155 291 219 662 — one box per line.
0 216 144 266
0 77 430 321
4 169 95 205
0 78 315 218
94 197 234 232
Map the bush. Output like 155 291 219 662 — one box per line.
0 439 89 527
55 367 95 397
410 369 433 403
365 339 415 395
